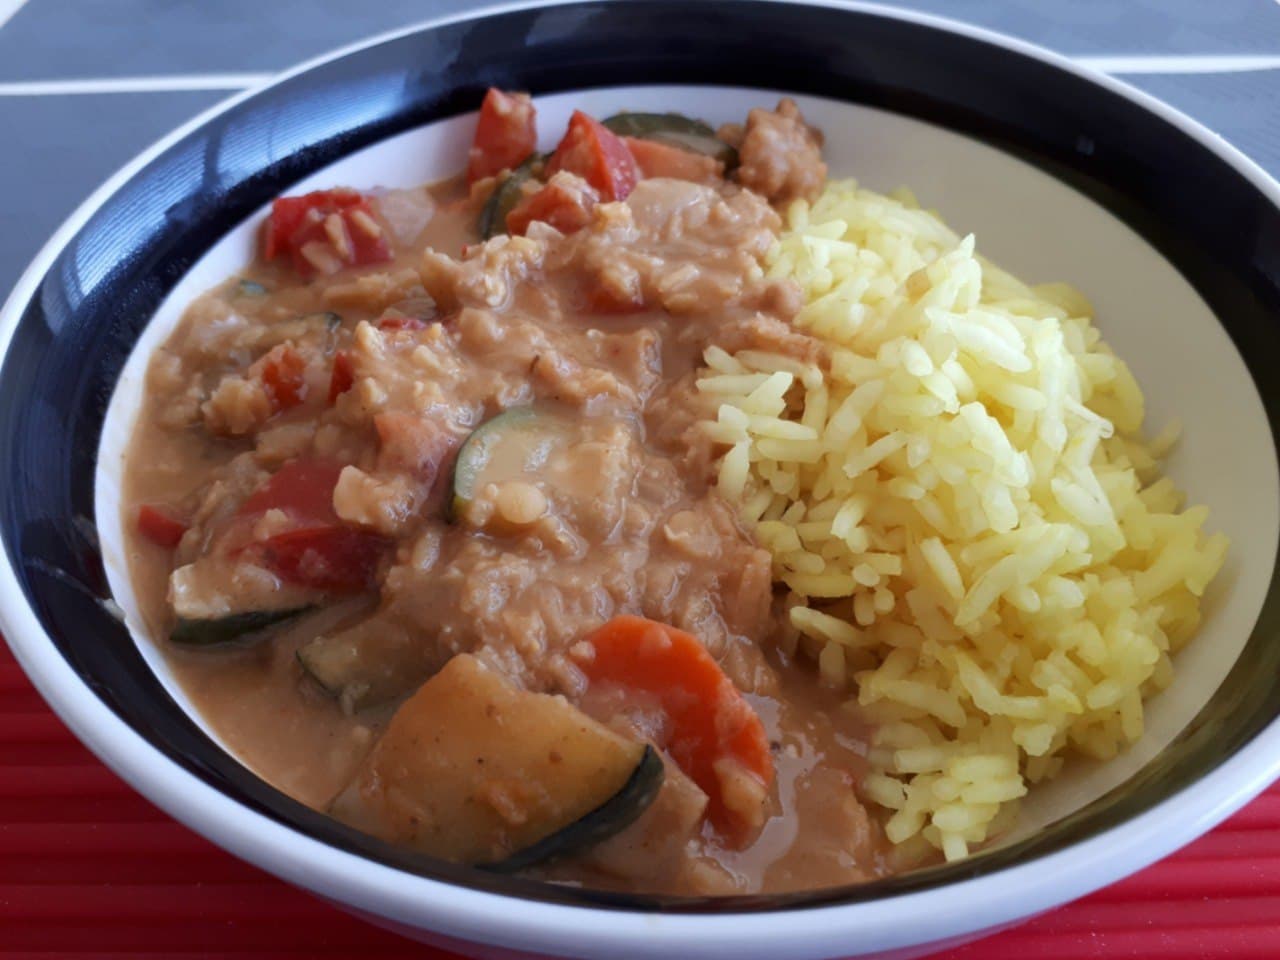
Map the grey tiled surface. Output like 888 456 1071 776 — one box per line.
0 90 226 293
1 0 1279 79
1123 69 1280 172
2 0 1279 297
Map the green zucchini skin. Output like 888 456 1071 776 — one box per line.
601 112 738 169
170 606 312 646
295 617 436 709
478 154 545 240
306 310 343 330
447 406 542 522
295 631 351 697
486 744 666 872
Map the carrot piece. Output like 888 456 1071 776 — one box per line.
576 615 773 844
136 505 187 548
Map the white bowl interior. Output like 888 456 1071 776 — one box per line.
94 84 1279 848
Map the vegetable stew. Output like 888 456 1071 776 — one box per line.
122 91 891 894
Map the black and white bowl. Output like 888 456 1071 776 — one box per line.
3 3 1280 958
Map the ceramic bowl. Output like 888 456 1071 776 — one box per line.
3 3 1280 958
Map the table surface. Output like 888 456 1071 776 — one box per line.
3 1 1280 957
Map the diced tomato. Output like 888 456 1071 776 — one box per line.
328 351 355 404
623 136 723 184
505 172 600 236
239 458 345 526
136 505 187 548
264 189 362 260
346 206 391 265
378 313 428 332
467 88 537 185
547 111 638 202
576 616 774 844
262 188 392 276
255 526 385 593
235 458 388 591
260 344 308 411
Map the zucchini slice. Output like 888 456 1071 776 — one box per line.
602 112 737 168
296 614 436 709
328 654 664 868
478 153 545 240
448 407 569 522
170 607 312 647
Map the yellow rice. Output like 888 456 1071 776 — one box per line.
698 179 1229 863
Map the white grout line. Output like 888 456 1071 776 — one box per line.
0 0 28 32
0 54 1277 97
1076 53 1280 74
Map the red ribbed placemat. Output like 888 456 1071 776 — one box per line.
4 639 1278 959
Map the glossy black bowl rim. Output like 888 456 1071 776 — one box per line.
2 0 1280 953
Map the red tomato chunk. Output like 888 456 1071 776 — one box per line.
547 111 638 202
467 88 537 184
506 172 600 236
263 188 392 277
255 526 385 593
237 457 386 592
137 505 187 548
260 344 308 411
239 458 346 526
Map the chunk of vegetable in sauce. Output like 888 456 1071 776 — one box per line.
478 153 545 240
240 458 340 521
263 188 392 277
547 111 638 202
329 653 664 868
449 407 568 523
602 112 738 168
297 615 427 708
170 607 313 647
622 136 723 185
250 526 385 594
259 344 308 412
576 615 774 845
467 88 538 185
236 458 387 592
137 504 187 548
505 171 600 237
